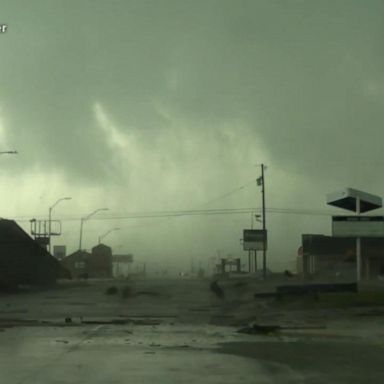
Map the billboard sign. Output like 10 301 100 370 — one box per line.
332 216 384 237
53 245 66 260
243 229 267 250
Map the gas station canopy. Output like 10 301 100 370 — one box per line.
326 188 382 213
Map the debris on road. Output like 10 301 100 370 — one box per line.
237 324 281 335
254 282 358 300
210 281 224 298
105 286 118 295
121 285 133 298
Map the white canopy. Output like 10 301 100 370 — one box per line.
326 188 382 213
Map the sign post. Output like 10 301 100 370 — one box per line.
243 229 267 251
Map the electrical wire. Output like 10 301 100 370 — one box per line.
9 206 338 224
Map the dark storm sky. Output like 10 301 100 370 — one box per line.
1 0 383 270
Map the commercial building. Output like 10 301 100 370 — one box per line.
301 234 384 280
299 188 384 280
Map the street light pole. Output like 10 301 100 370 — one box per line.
98 227 120 244
79 208 109 251
48 197 72 254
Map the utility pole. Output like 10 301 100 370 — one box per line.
356 197 361 282
250 212 253 273
257 164 267 278
261 164 267 278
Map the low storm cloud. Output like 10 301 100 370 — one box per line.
0 0 383 271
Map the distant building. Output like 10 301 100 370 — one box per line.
0 219 69 288
60 250 90 279
90 244 113 278
219 258 241 274
61 243 113 279
112 254 133 278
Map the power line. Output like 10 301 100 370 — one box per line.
123 180 259 229
9 206 339 224
267 208 334 216
195 179 256 208
12 208 257 222
7 179 259 224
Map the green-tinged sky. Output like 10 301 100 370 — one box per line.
0 0 383 272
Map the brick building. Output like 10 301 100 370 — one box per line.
60 250 90 279
62 243 112 279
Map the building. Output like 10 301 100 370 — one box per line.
60 250 90 279
299 188 384 281
219 258 241 274
0 219 68 288
112 254 133 278
89 244 112 278
61 243 113 279
301 234 384 280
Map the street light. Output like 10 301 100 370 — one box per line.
251 213 262 229
79 208 108 250
98 227 120 244
48 197 72 254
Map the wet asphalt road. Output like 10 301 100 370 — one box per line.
1 277 384 383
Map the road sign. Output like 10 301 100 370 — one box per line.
243 229 267 251
332 216 384 237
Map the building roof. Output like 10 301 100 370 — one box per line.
0 219 38 244
92 243 112 252
0 219 67 286
326 188 382 213
63 250 91 260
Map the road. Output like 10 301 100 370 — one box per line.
1 277 384 383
